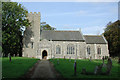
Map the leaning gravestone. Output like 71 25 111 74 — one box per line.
74 60 77 76
94 66 98 74
102 56 106 67
69 57 71 62
106 57 112 75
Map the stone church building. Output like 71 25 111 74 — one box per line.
22 12 109 59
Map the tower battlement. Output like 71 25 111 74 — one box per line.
29 12 41 15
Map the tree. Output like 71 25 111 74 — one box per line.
41 24 56 30
2 2 30 57
103 20 120 57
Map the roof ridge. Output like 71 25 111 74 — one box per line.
84 35 102 37
42 30 79 32
55 30 79 32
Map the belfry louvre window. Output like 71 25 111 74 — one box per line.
97 47 101 54
87 46 90 54
56 45 61 54
67 44 75 54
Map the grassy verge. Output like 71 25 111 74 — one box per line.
50 59 120 78
2 57 39 78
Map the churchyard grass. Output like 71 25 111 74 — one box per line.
2 57 39 78
50 59 120 78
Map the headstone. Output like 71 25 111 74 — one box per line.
102 56 105 64
96 65 103 74
17 54 19 57
64 56 65 59
9 54 11 62
8 53 10 58
57 59 59 65
81 67 86 74
106 57 112 74
1 53 3 57
89 56 92 61
69 57 71 62
118 57 120 64
94 66 98 74
13 54 15 57
102 56 107 67
74 60 77 76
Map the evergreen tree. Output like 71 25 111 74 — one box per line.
104 20 120 57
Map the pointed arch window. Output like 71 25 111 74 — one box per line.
67 44 75 54
56 45 61 54
87 46 90 54
97 47 101 54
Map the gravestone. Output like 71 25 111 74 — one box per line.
64 56 65 59
17 54 19 57
102 56 106 67
69 57 71 62
53 55 55 60
95 65 102 74
8 53 10 58
102 56 105 64
9 53 11 62
106 57 112 75
81 67 86 74
118 57 120 64
57 59 59 65
89 56 92 61
13 54 15 57
94 66 98 74
74 60 77 76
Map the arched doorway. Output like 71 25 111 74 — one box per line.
42 50 47 59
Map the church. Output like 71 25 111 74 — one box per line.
22 12 109 59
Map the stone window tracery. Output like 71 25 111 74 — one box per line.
56 45 61 54
67 44 75 54
87 46 90 54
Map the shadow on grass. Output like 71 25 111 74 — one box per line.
50 58 120 78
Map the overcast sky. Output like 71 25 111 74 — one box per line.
11 0 118 35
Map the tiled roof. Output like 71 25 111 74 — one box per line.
41 30 85 41
84 35 107 44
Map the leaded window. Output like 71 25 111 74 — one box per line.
87 46 90 54
67 44 75 54
97 47 101 54
56 45 61 54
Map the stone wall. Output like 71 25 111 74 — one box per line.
22 12 109 59
86 44 109 59
22 12 41 58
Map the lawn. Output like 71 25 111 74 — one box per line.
2 57 39 78
50 59 120 78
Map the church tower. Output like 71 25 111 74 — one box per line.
22 12 41 58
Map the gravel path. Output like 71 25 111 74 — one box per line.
30 60 60 78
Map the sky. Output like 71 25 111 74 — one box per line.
11 1 118 35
